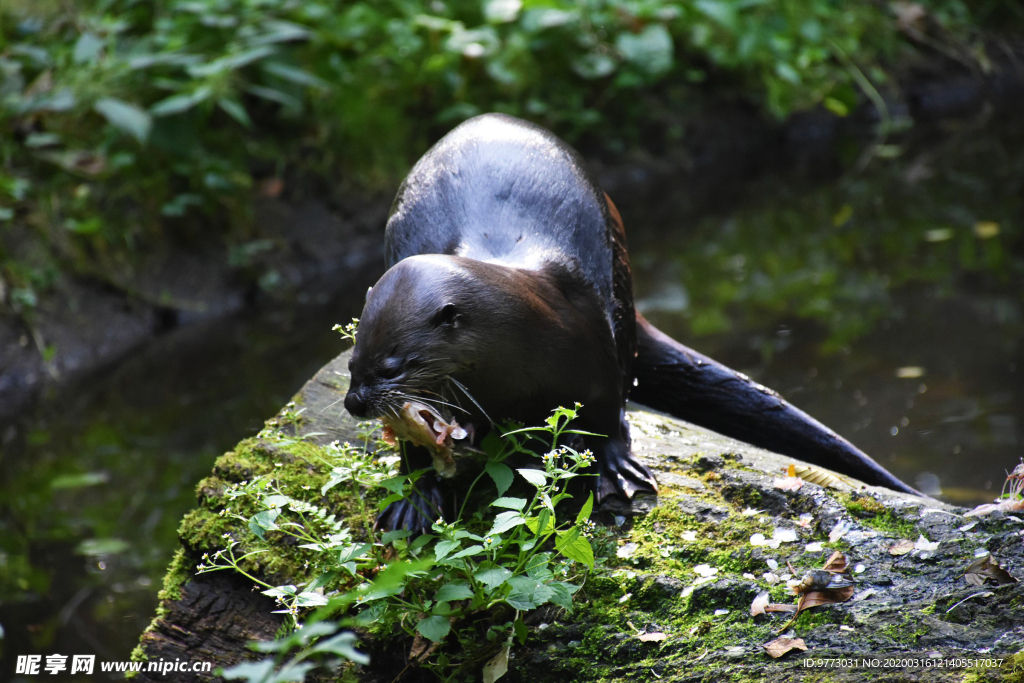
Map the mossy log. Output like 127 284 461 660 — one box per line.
134 350 1024 682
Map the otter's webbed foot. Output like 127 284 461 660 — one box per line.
595 437 658 504
375 473 444 535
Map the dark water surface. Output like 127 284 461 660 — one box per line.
626 111 1023 504
1 112 1021 677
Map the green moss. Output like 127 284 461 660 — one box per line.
992 653 1024 683
841 494 920 538
155 548 189 605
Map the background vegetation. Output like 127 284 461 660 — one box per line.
0 0 1010 314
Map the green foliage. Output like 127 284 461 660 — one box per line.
0 0 984 309
198 404 602 682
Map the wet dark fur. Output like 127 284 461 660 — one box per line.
345 113 917 531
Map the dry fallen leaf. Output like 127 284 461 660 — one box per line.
637 632 668 642
788 463 851 489
776 552 855 633
409 633 439 662
965 555 1018 587
889 539 916 556
482 645 509 683
822 551 848 573
763 636 807 659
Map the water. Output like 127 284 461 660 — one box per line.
1 112 1021 675
626 111 1023 503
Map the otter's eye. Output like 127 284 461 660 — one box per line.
431 302 459 328
378 357 403 380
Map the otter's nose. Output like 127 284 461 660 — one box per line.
344 389 368 417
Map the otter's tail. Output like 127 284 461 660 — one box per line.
631 312 918 495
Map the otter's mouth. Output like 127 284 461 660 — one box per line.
380 401 468 479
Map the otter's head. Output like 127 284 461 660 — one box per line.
344 255 480 420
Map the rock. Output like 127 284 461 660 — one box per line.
133 350 1024 682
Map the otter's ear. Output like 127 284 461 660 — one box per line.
365 286 373 302
431 302 459 328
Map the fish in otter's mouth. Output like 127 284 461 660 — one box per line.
379 401 468 479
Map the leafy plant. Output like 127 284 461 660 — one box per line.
198 404 603 682
0 0 988 314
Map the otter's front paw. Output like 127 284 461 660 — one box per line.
375 476 444 535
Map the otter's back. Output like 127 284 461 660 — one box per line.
384 113 616 319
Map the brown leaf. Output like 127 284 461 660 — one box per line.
795 586 856 610
965 555 1018 587
409 634 439 662
888 539 916 556
763 636 807 659
822 551 848 574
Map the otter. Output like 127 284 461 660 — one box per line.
344 113 916 531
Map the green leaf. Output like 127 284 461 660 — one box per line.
555 528 594 569
487 511 526 537
492 496 527 511
435 580 475 602
548 581 580 611
151 88 211 116
250 508 280 536
474 564 513 590
218 98 252 127
517 468 546 488
484 0 521 23
187 46 277 77
506 574 555 610
294 591 329 607
695 0 737 28
525 552 554 581
823 96 849 117
263 62 329 88
381 529 411 545
264 495 289 509
221 659 275 681
73 33 104 64
434 539 461 563
246 84 301 109
251 19 312 45
377 492 404 511
575 492 594 525
409 533 434 553
514 616 528 645
616 25 673 76
94 98 152 143
449 544 484 560
416 615 451 643
309 631 369 665
486 462 514 496
573 52 616 79
525 510 555 536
